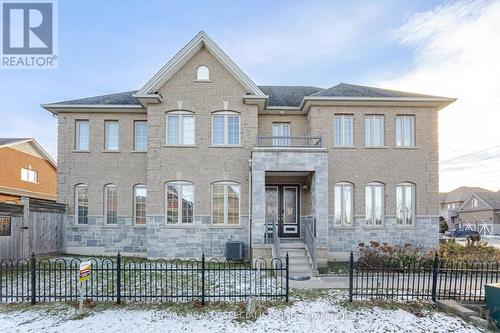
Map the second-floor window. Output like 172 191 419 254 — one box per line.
365 182 384 225
334 182 353 226
75 120 89 150
272 122 290 146
365 115 384 147
396 115 415 147
212 112 240 145
104 184 118 224
166 112 195 145
105 121 119 151
134 121 148 151
334 115 353 146
21 168 37 183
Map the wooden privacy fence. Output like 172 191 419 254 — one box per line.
0 198 65 260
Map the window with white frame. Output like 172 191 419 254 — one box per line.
196 65 210 80
104 184 118 224
20 168 38 183
365 115 384 147
134 185 147 225
166 182 194 224
166 112 195 145
75 184 88 224
134 121 148 151
365 182 384 225
75 120 89 150
395 115 415 147
334 115 353 146
212 112 240 145
212 182 240 224
472 198 478 208
105 120 119 150
396 183 415 225
334 182 353 226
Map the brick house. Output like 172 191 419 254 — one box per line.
0 138 57 204
43 32 455 274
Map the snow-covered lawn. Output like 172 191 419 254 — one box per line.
0 290 482 333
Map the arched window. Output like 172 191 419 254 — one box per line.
75 184 88 224
212 181 240 225
365 182 384 226
133 185 147 225
196 65 210 80
212 111 240 145
166 111 195 145
396 182 415 225
334 182 353 226
104 184 118 224
166 181 194 224
472 198 478 208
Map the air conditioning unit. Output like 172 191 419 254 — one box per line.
226 241 244 261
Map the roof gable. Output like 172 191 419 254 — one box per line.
0 138 56 168
137 31 263 96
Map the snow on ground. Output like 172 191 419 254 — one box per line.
0 291 481 333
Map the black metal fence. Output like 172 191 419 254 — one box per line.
0 253 289 304
349 252 500 302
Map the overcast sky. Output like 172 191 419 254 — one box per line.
0 0 499 192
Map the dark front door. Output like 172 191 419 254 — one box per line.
265 185 300 238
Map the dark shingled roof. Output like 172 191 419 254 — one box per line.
312 83 447 99
474 192 500 210
51 90 140 106
440 186 493 204
258 86 323 107
0 138 31 146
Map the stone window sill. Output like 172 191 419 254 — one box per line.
332 146 357 149
102 150 121 153
394 146 418 150
208 145 242 148
364 146 389 149
194 79 212 83
131 150 147 153
72 150 91 153
161 224 199 229
162 145 197 148
209 225 243 229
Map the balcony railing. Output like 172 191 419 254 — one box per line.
255 136 323 148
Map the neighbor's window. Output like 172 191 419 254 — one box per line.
104 184 118 224
196 65 210 80
396 115 415 147
365 115 384 147
212 112 240 145
75 120 89 150
166 182 194 224
334 115 353 146
472 199 478 208
105 120 119 150
134 121 148 151
166 112 195 145
396 183 415 225
75 184 88 224
134 185 147 225
365 182 384 225
212 182 240 224
334 182 353 226
21 168 38 183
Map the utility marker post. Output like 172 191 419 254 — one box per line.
79 261 91 312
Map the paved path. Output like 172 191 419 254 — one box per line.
289 276 349 289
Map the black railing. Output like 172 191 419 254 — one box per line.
349 253 500 302
256 136 323 148
0 253 289 304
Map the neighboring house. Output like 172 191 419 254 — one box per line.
0 138 57 204
42 32 455 272
456 191 500 235
439 186 492 229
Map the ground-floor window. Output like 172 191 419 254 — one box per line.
334 182 353 226
134 185 147 225
104 184 118 224
365 182 384 225
212 182 240 225
166 182 194 224
396 183 415 225
75 184 88 224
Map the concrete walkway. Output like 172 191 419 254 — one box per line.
289 276 349 289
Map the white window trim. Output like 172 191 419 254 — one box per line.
365 182 384 226
104 184 118 225
75 184 88 225
396 182 416 225
334 115 353 147
104 120 120 151
211 112 241 146
133 184 147 225
196 65 210 81
165 181 195 224
334 182 354 226
20 168 38 183
365 115 384 147
211 181 241 225
396 115 415 147
134 121 148 151
166 111 195 145
75 120 89 151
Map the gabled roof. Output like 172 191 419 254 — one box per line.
138 31 264 96
0 138 56 168
472 192 500 210
49 91 140 106
440 186 493 203
258 86 323 107
311 83 450 99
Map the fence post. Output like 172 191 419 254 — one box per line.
116 252 121 305
201 253 206 305
30 252 36 305
349 251 354 302
285 252 289 303
431 252 439 302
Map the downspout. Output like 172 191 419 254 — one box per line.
248 158 253 263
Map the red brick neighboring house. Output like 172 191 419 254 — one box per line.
0 138 56 204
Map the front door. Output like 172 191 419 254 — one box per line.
265 185 300 238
